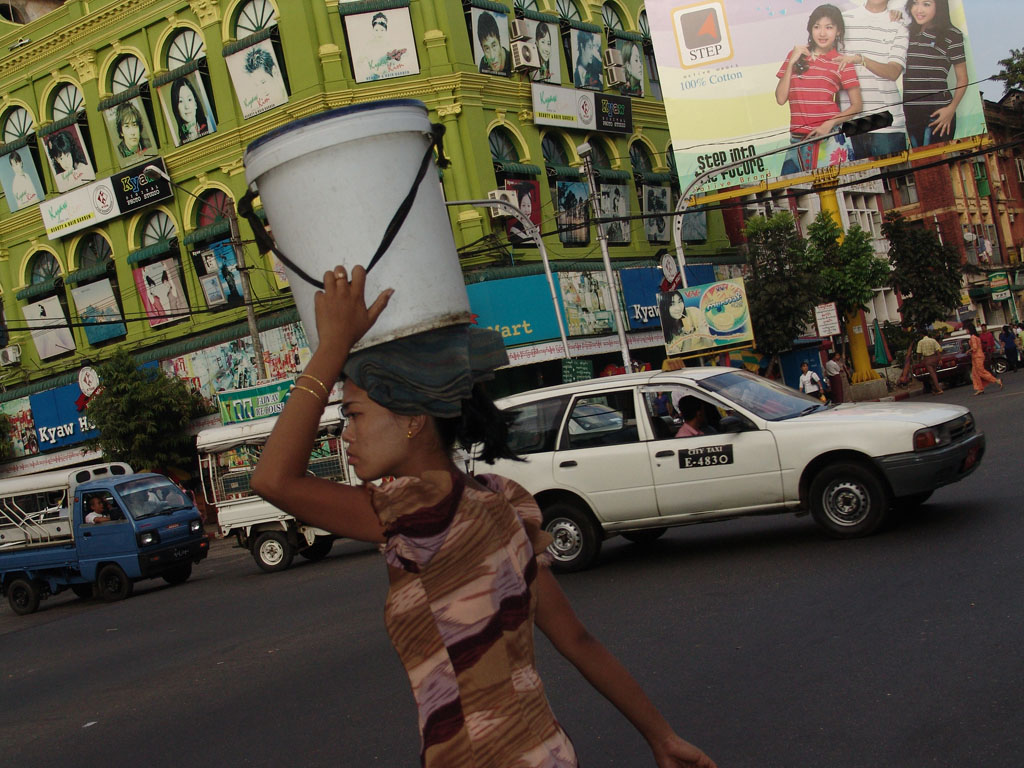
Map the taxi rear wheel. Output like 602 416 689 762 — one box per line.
810 462 889 537
543 503 601 573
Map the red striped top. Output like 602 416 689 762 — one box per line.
777 48 859 137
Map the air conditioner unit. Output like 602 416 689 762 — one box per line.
603 47 624 69
487 189 517 217
606 64 627 87
0 345 21 366
511 19 530 41
510 40 539 71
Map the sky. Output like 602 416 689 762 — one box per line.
964 0 1019 101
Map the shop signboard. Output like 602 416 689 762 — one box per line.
814 302 841 337
466 273 563 347
658 278 754 357
28 382 99 451
989 271 1011 301
217 379 294 425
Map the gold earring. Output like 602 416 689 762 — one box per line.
407 426 414 439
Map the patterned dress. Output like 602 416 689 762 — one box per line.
368 471 578 768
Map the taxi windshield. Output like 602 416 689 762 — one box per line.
697 369 826 421
115 477 192 520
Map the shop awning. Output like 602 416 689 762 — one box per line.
127 238 176 265
337 0 410 14
37 111 86 137
546 164 583 180
97 85 143 112
65 261 113 286
182 220 231 246
152 59 202 88
493 161 542 176
222 26 276 57
16 277 61 301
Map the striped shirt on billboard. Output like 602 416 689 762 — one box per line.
839 4 909 132
777 49 860 137
904 26 965 109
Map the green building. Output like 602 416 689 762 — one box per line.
0 0 737 472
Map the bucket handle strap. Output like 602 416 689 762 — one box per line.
238 123 449 290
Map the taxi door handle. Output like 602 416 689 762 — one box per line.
655 450 674 458
559 460 577 468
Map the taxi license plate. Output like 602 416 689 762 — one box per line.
678 444 733 469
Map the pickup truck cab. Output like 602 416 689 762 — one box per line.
0 464 209 614
485 369 985 571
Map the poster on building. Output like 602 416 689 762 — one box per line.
556 180 590 245
645 0 987 192
102 96 159 169
42 124 95 193
0 146 45 211
0 397 39 457
570 28 603 90
269 251 290 289
617 39 645 97
70 278 127 344
532 83 597 130
526 19 560 84
658 278 753 356
559 272 617 336
619 267 663 331
23 295 76 360
599 183 631 244
471 8 511 76
192 239 243 307
225 39 290 119
157 71 218 146
343 5 420 83
217 379 294 425
644 186 671 242
134 258 188 327
504 179 540 247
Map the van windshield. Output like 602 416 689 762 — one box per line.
115 478 192 520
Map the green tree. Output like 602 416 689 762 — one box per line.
743 212 819 355
994 48 1024 93
86 349 207 474
882 212 962 330
805 211 890 321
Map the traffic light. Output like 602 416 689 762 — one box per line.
840 111 894 137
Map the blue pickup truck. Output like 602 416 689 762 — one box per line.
0 463 209 615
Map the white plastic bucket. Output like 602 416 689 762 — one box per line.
244 100 471 352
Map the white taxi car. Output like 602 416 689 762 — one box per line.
486 369 985 571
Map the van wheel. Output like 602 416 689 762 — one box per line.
253 531 293 572
8 577 41 615
623 528 667 545
543 503 601 573
70 583 94 600
810 462 889 537
992 358 1008 375
162 562 192 585
300 536 333 562
97 564 133 602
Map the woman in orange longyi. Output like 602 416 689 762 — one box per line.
964 321 1002 395
252 265 716 768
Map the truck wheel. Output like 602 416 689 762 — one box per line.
7 577 41 615
70 583 94 600
96 564 134 602
253 531 294 572
810 462 889 537
162 562 193 585
543 503 601 573
622 527 667 545
299 536 333 562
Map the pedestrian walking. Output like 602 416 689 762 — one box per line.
798 361 827 401
999 325 1018 373
965 321 1002 395
979 323 997 373
915 330 943 394
824 351 848 402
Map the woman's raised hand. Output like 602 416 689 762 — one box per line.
650 732 718 768
313 265 393 364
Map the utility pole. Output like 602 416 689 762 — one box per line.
577 142 632 371
226 199 267 381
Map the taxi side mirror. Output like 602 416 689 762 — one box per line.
719 415 755 434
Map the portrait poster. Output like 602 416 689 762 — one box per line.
0 146 45 211
658 279 753 357
526 20 560 84
645 0 987 192
224 39 290 119
102 96 158 169
681 208 708 242
133 258 188 328
471 8 511 76
23 295 76 359
343 6 420 83
570 28 604 91
0 396 38 457
157 71 217 147
558 271 617 337
556 180 589 245
42 124 95 193
200 274 227 307
192 239 243 307
616 39 645 97
644 185 671 242
70 278 126 344
504 179 540 247
599 183 631 244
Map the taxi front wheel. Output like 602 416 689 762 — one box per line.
543 503 601 573
810 462 889 537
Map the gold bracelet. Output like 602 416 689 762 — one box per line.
298 373 330 397
290 385 326 406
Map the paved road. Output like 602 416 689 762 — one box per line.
2 377 1022 767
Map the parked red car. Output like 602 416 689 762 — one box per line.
912 334 1007 387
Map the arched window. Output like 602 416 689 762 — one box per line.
556 0 581 21
77 233 112 268
638 11 661 100
22 252 75 360
235 0 277 36
111 55 148 93
143 210 178 245
226 0 289 119
44 83 96 194
588 139 613 169
197 189 231 227
167 28 206 68
542 134 569 167
132 211 189 328
2 107 45 207
629 141 653 173
30 252 61 285
51 84 84 120
189 190 243 308
602 3 624 31
69 233 126 346
514 0 539 10
2 106 34 142
489 127 519 166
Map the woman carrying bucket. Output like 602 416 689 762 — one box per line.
251 265 716 768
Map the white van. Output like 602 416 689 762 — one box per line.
196 407 353 572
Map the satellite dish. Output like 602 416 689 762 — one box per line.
963 232 977 242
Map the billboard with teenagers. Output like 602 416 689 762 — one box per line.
645 0 987 192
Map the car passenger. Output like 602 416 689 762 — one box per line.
676 396 708 438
